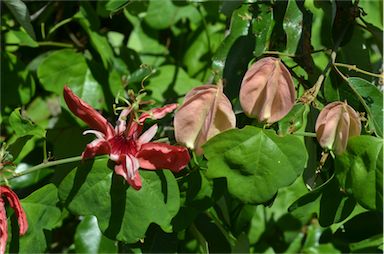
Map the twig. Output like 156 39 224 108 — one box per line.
333 62 383 79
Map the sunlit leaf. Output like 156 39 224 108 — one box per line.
282 0 303 54
204 126 308 204
335 135 383 211
347 77 383 137
19 184 62 253
146 65 201 102
59 158 180 243
37 49 105 110
75 215 118 253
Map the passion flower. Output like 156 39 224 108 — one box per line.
240 57 296 123
315 101 361 155
174 83 236 155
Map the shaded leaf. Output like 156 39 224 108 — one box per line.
75 3 114 69
288 177 356 226
3 0 36 40
2 52 35 109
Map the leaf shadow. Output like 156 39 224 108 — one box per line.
104 172 128 239
63 159 94 208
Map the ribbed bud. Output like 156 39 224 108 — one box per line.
315 101 361 155
240 57 296 123
174 83 236 155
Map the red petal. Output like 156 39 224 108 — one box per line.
82 139 111 159
63 86 114 139
0 186 28 236
0 200 8 254
139 104 178 123
136 143 190 172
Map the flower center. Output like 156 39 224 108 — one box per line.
109 135 138 157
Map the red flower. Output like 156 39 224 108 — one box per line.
0 186 28 254
63 86 190 190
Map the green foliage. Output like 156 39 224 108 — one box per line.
335 135 383 211
19 184 62 253
1 0 382 253
59 158 180 243
204 126 308 203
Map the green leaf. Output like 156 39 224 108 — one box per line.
8 108 45 139
105 0 130 13
75 3 114 69
59 158 180 243
347 77 383 137
1 52 35 108
212 4 255 99
144 0 178 29
9 163 53 189
349 234 384 252
19 184 62 253
288 177 356 226
333 211 383 252
75 215 118 253
335 135 383 211
183 23 225 80
278 103 310 135
5 30 38 48
212 4 251 77
37 49 105 109
252 3 274 57
282 0 303 54
3 0 36 40
144 0 198 30
204 126 308 204
125 11 168 66
146 65 201 102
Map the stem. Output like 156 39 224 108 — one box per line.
190 223 209 254
48 17 73 35
37 41 74 48
333 62 383 78
43 139 48 163
263 48 327 58
292 132 317 138
1 156 83 183
263 50 296 57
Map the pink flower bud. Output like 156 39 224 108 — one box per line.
174 83 236 155
315 101 361 155
240 57 296 123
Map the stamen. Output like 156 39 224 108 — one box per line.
125 154 139 180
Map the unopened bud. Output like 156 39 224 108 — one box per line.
174 83 236 155
240 57 296 123
315 101 361 155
